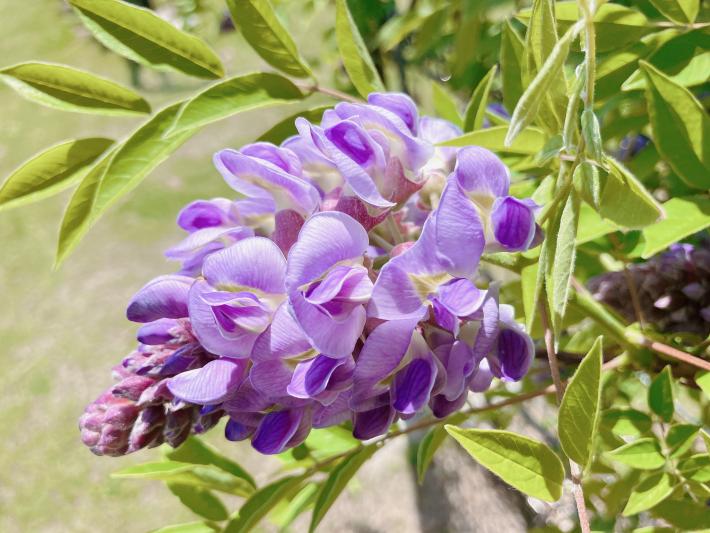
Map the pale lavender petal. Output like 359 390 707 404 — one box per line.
368 92 419 134
313 392 351 428
223 380 272 413
440 340 475 401
491 196 537 251
165 226 254 261
435 181 485 278
470 358 494 392
452 146 510 197
240 142 302 175
167 358 246 405
286 211 369 289
250 359 292 399
436 278 485 317
177 198 237 231
126 275 193 322
471 285 500 361
203 237 286 294
136 318 179 345
251 303 313 362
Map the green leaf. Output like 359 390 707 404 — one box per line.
168 72 304 134
622 472 675 516
517 2 651 53
463 66 496 132
521 261 540 332
167 483 228 521
636 196 710 259
559 336 603 467
0 138 113 211
56 103 198 266
309 445 378 532
112 461 254 496
0 62 150 115
440 125 546 155
640 61 710 189
581 109 603 162
224 475 306 533
573 162 602 211
152 522 219 533
506 21 578 146
601 409 652 437
445 426 565 502
607 438 666 470
666 424 700 458
546 190 581 333
432 83 462 128
68 0 223 79
697 371 710 400
225 0 312 78
678 454 710 482
257 105 331 144
335 0 384 98
648 366 674 422
305 426 360 461
165 436 256 489
271 482 319 530
599 157 664 229
648 0 699 24
651 499 710 530
416 413 468 484
500 21 525 115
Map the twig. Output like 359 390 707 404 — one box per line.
294 82 363 103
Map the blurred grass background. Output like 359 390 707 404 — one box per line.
0 1 331 530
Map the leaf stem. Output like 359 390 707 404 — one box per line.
295 82 362 103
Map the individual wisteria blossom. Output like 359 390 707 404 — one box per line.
81 92 542 457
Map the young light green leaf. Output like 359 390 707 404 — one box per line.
57 103 198 266
167 483 229 521
640 61 710 190
648 0 699 24
678 454 710 482
599 157 664 229
649 366 674 422
440 125 546 155
622 472 675 516
335 0 384 98
581 109 603 162
505 21 580 146
606 438 666 470
651 499 710 530
559 336 603 468
573 162 602 211
546 190 580 332
601 409 652 437
112 461 254 496
432 83 463 128
500 21 525 115
637 196 710 259
463 66 496 132
305 426 360 461
152 522 219 533
0 138 113 211
165 436 256 489
168 72 304 134
309 445 378 532
257 105 331 144
225 0 312 78
445 426 565 502
666 424 699 458
697 371 710 400
517 2 651 53
68 0 223 79
0 62 150 115
521 262 540 332
272 482 319 530
224 475 306 533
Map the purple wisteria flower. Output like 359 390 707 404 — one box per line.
81 91 541 458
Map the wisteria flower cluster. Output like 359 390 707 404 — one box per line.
80 93 542 457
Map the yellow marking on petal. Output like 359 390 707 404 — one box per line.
407 271 452 301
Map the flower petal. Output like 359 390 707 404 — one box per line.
436 278 485 317
251 408 304 455
287 355 345 399
177 198 238 231
392 352 438 415
352 404 395 440
251 303 313 361
491 196 537 251
136 318 180 345
203 237 286 294
496 328 534 381
367 92 419 134
167 358 246 405
452 146 510 197
126 275 193 322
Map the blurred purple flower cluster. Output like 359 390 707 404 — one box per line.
80 93 541 456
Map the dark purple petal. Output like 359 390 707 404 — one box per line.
126 275 192 322
287 355 345 399
167 358 246 405
491 196 537 251
392 355 438 415
177 198 238 231
496 328 534 381
452 146 509 197
225 418 255 441
251 409 304 455
430 391 468 418
353 404 395 440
